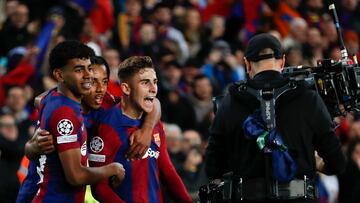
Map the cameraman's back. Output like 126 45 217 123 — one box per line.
204 33 346 203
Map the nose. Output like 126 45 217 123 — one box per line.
83 66 93 79
149 82 157 93
95 81 105 93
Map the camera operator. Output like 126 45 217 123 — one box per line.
204 33 346 203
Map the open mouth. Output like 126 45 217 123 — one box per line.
82 82 92 89
144 96 155 105
94 94 104 105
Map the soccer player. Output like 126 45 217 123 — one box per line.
20 41 125 203
18 55 161 202
89 56 192 203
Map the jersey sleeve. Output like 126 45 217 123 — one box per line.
157 123 192 203
91 179 125 203
48 106 82 152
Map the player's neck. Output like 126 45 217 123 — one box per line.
57 85 81 104
121 97 143 119
81 103 90 114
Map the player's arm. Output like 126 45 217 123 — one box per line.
89 125 126 202
50 107 125 186
127 98 161 159
91 176 125 202
157 123 192 203
25 129 54 160
59 149 125 186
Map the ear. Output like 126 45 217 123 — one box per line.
53 69 64 83
121 82 131 96
244 57 251 73
280 54 285 71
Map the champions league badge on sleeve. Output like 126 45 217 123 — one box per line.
56 119 77 144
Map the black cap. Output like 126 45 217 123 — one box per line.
245 33 283 62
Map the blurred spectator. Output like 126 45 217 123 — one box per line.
344 30 360 58
198 15 226 61
339 0 360 34
202 40 245 94
181 130 202 156
299 0 324 27
178 147 208 202
320 14 338 46
303 27 324 66
115 0 142 55
181 58 202 93
103 48 122 97
159 60 185 96
182 7 202 58
0 3 32 56
188 74 214 138
164 123 184 170
132 21 161 59
0 113 25 203
80 18 102 56
271 0 302 37
282 18 308 50
339 139 360 203
1 86 34 141
160 85 196 130
88 0 114 34
285 46 304 67
152 2 189 64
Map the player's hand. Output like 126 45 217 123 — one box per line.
110 163 125 187
126 127 152 160
35 129 55 154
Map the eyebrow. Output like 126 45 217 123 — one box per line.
73 65 86 69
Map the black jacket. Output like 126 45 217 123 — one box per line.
205 70 346 181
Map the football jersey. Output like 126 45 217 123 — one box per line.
88 104 192 203
16 90 118 203
31 88 88 203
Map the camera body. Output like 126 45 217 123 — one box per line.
282 59 360 116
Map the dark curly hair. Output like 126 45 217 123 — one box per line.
118 56 154 82
91 56 110 79
49 40 95 71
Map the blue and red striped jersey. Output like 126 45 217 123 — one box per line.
30 88 88 203
88 104 192 203
17 91 119 203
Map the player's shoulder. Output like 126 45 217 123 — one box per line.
154 121 166 137
96 104 122 123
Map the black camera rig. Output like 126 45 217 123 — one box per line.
283 4 360 116
200 3 359 203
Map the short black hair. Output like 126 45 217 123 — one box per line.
118 56 154 82
49 40 95 71
91 56 110 79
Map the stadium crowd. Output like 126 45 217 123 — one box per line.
0 0 360 202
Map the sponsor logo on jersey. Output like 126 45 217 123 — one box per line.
142 148 160 159
88 154 106 162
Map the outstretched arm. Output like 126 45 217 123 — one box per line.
127 98 161 159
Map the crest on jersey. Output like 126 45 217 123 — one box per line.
81 142 87 156
57 119 74 136
153 133 160 147
90 136 104 153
